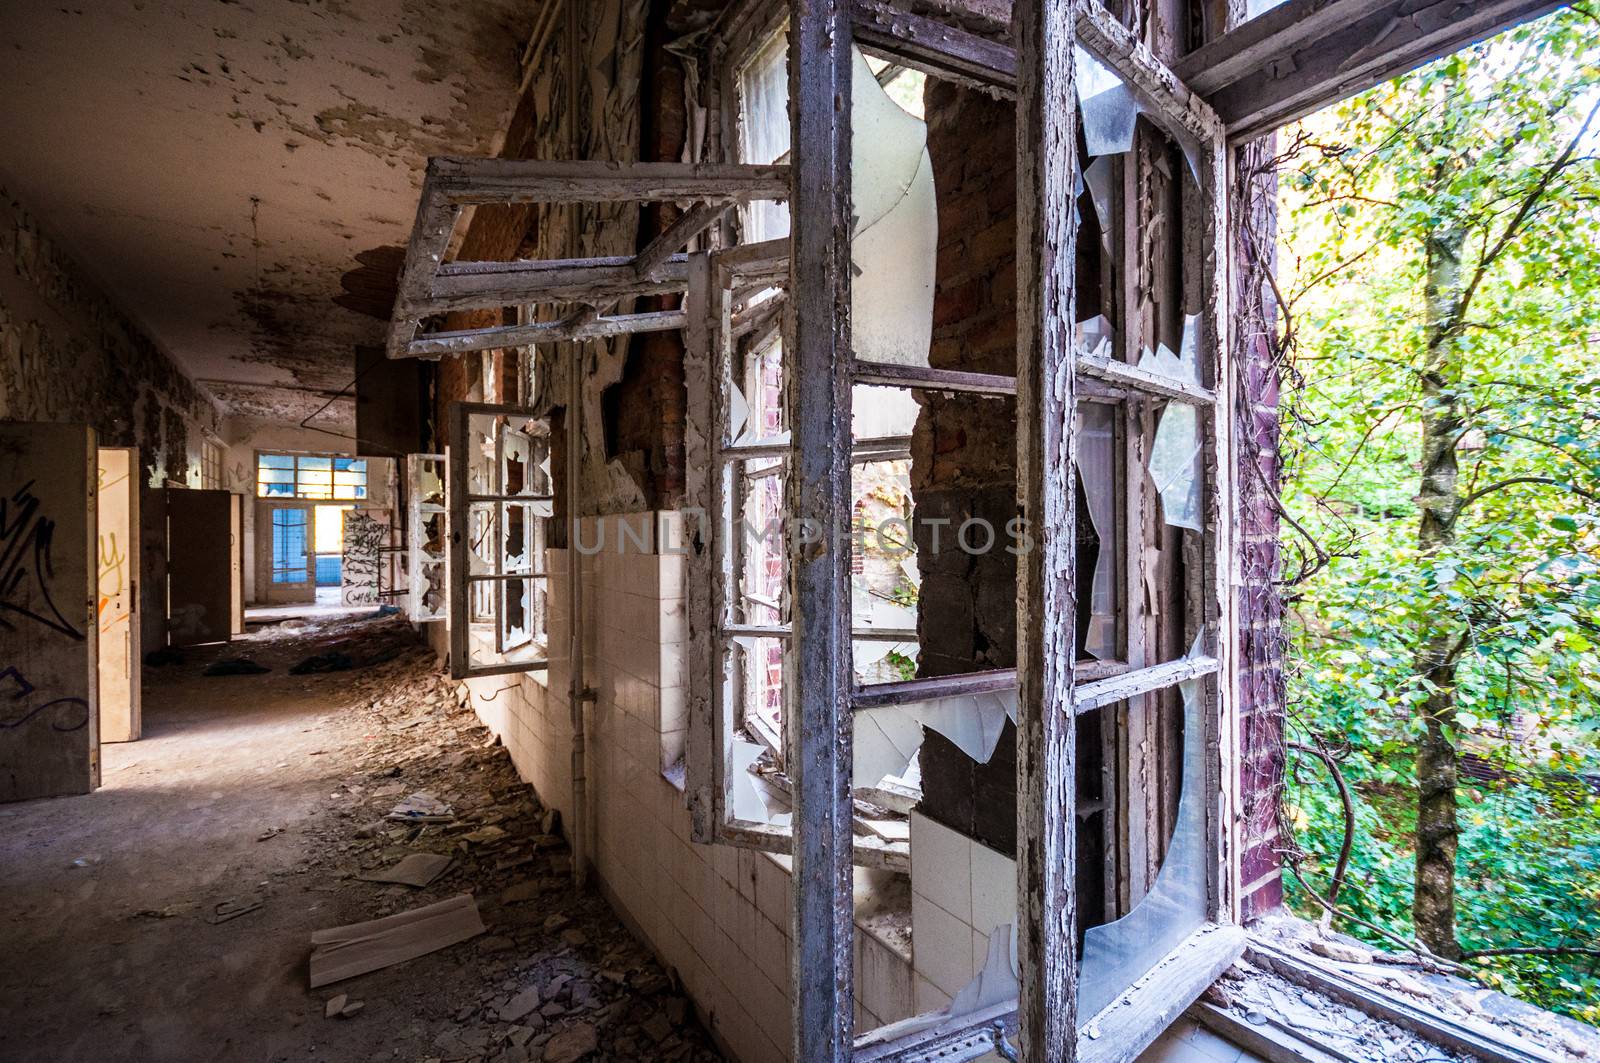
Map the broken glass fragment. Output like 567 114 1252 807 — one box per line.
1139 315 1204 531
1075 44 1145 157
1079 634 1209 1019
851 47 937 368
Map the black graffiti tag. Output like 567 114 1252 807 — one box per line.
0 665 89 732
0 480 85 641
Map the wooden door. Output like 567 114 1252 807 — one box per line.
166 488 233 646
0 422 99 801
255 500 314 604
229 493 244 634
96 447 140 742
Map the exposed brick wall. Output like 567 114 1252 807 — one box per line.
1232 134 1286 922
912 79 1024 856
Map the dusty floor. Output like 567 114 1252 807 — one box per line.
0 614 722 1063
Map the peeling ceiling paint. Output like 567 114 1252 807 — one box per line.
0 0 533 428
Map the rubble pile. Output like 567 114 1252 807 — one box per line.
247 613 724 1063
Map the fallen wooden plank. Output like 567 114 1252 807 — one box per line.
356 852 454 889
309 893 484 987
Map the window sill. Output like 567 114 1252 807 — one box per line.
853 923 1247 1062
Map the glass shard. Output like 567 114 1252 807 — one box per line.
1078 635 1209 1019
1075 44 1145 157
851 47 937 368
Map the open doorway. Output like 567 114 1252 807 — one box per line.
312 503 354 606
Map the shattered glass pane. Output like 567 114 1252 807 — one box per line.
853 384 919 441
407 453 448 622
1139 316 1205 531
1075 44 1145 157
1079 636 1209 1019
1084 156 1116 240
1077 402 1118 660
457 411 554 672
732 633 785 749
465 576 548 670
853 687 1017 790
851 47 937 368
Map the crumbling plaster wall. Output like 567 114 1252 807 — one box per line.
0 187 222 488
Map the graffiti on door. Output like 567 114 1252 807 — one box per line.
0 481 85 641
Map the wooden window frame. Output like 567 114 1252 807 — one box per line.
446 402 555 680
777 1 1248 1060
406 453 448 623
683 242 917 871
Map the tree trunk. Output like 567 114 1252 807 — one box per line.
1412 218 1465 960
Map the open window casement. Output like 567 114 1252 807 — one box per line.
766 3 1246 1061
683 241 925 867
406 454 448 622
446 402 554 680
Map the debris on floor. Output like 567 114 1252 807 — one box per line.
357 851 454 888
289 651 354 675
202 656 270 676
387 790 454 823
3 612 724 1062
207 897 262 924
309 893 486 987
255 614 725 1060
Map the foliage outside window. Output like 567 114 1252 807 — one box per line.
1276 8 1600 1022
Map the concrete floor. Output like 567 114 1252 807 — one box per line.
0 617 718 1063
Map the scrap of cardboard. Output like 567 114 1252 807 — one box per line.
309 893 484 987
356 852 453 888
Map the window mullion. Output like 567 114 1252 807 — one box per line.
1014 1 1084 1061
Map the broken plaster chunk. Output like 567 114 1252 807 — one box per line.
324 994 348 1019
499 987 542 1024
1309 937 1374 965
541 1022 598 1063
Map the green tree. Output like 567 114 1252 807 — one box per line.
1276 5 1600 1019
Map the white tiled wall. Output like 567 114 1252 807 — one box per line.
458 512 915 1062
908 811 1017 1013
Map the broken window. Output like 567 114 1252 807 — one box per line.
697 5 1248 1061
256 452 368 501
405 453 448 622
446 404 554 679
682 37 944 867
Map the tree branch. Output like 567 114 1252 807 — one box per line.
1447 96 1600 336
1459 475 1600 510
1289 741 1355 918
1462 945 1600 961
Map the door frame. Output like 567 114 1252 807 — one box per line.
255 499 316 604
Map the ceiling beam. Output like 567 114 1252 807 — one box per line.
1176 0 1566 141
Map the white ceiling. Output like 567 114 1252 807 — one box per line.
0 0 533 424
